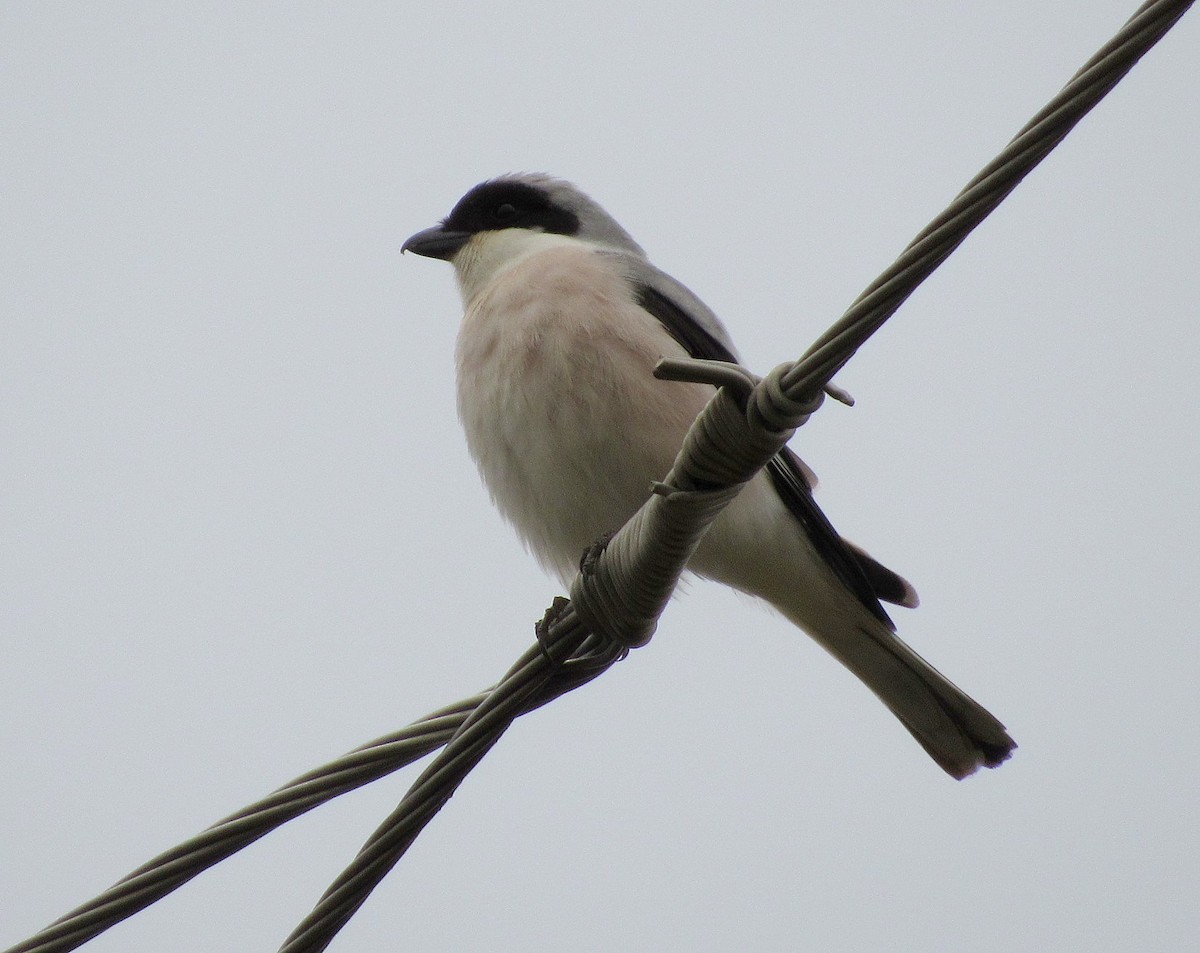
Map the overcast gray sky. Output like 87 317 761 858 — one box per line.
2 3 1197 951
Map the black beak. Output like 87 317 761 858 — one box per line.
401 224 471 260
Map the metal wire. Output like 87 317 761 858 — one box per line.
4 3 1192 951
778 0 1195 402
3 648 614 953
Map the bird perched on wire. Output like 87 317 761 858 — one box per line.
403 173 1015 779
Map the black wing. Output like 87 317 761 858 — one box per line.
634 280 908 628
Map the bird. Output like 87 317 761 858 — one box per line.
402 173 1015 779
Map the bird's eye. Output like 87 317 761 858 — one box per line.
492 202 518 224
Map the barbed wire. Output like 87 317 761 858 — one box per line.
5 2 1193 951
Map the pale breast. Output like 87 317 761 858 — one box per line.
455 244 713 579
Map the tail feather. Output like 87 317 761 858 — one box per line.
693 474 1015 778
794 612 1016 779
860 626 1015 778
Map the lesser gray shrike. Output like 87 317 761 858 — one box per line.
403 174 1015 779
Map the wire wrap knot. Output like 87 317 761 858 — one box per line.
749 361 826 433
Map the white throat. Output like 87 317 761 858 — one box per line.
451 229 590 306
